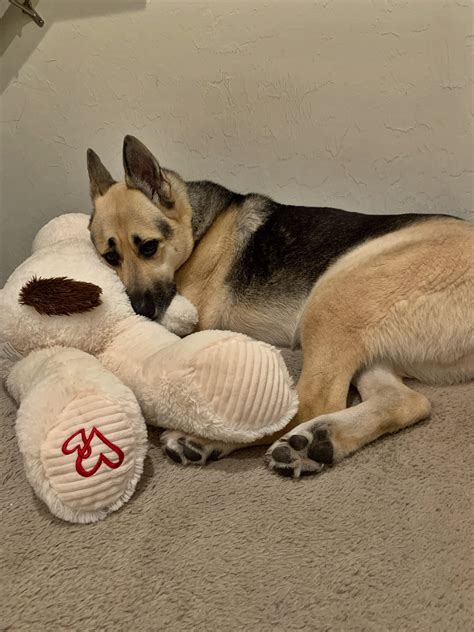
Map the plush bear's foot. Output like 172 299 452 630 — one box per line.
40 393 143 521
10 348 148 523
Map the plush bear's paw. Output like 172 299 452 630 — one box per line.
160 295 198 337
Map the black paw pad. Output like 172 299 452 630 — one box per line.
288 434 309 451
165 447 183 464
272 445 293 464
308 438 334 465
275 466 295 478
312 427 330 441
183 444 202 462
207 449 221 462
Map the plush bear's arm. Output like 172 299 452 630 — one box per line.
99 318 298 444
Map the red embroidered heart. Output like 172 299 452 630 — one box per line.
62 427 125 478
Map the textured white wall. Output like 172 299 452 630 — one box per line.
1 0 473 284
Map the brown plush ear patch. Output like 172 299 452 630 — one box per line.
19 276 102 316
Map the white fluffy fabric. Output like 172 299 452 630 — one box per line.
101 325 298 442
9 347 148 524
0 212 298 521
1 212 298 443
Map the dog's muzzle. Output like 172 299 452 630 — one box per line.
128 282 177 321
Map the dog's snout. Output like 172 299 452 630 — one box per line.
154 281 177 320
129 291 156 320
127 282 177 321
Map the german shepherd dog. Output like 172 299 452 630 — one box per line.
87 136 474 477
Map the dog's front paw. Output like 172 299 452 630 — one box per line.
160 430 228 466
266 420 337 478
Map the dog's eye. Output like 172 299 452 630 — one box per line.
104 251 120 266
139 240 159 258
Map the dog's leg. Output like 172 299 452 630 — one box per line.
292 289 365 425
266 220 474 475
295 345 360 422
266 364 431 477
160 430 246 466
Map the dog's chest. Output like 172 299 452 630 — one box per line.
223 299 303 347
178 268 303 346
176 208 238 329
176 204 310 344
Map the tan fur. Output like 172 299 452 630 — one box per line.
175 206 238 330
294 217 474 424
265 364 434 475
90 179 194 294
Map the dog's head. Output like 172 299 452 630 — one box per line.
87 136 194 320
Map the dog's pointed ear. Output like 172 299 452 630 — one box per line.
87 149 116 199
122 135 174 210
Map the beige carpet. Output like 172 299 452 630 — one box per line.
0 350 472 631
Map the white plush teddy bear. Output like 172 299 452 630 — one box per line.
0 213 298 524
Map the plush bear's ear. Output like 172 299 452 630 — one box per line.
87 149 116 199
19 277 102 316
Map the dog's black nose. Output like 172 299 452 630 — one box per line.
129 291 156 320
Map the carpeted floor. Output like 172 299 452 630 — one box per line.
0 349 472 631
